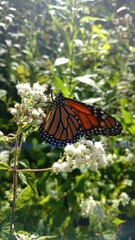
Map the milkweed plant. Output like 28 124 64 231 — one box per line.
0 82 130 238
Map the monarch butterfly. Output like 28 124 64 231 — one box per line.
39 92 122 146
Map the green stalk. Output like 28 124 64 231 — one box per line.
10 126 22 235
69 0 77 93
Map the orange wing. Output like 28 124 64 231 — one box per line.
39 95 83 146
65 98 122 136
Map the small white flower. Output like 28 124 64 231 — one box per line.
16 82 32 97
60 162 72 172
16 233 37 240
119 192 130 206
33 82 44 91
37 108 45 116
94 141 105 154
80 196 105 220
65 155 72 164
85 147 91 155
90 161 98 171
112 199 120 208
0 150 10 162
74 155 83 166
86 140 94 147
0 131 4 136
73 147 82 156
32 82 47 102
98 154 107 166
77 144 86 153
65 144 75 155
14 103 21 109
124 13 132 25
91 151 98 161
52 161 72 172
52 162 62 172
9 108 18 115
0 89 7 99
31 109 40 117
85 154 90 162
126 149 134 162
33 119 43 125
127 152 134 161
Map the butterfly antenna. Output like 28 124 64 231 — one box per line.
51 91 54 101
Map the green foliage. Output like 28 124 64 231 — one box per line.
0 0 135 239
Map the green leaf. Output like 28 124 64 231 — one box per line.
49 67 69 96
112 217 125 226
18 171 38 195
121 109 133 124
83 97 102 104
92 25 108 41
16 185 34 210
128 125 135 134
75 75 102 91
80 16 106 23
0 162 9 176
61 216 71 231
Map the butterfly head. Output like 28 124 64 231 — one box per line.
51 92 65 106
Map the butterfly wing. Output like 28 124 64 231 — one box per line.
65 98 122 137
40 92 122 146
39 97 83 146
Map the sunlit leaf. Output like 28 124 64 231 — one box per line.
49 67 69 96
121 109 133 124
75 75 101 91
54 57 69 66
128 125 135 134
92 25 108 41
83 97 102 104
80 16 106 23
103 43 111 51
116 6 127 13
16 64 30 80
16 186 34 210
112 217 125 226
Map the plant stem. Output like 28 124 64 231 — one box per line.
69 0 77 93
16 167 53 172
10 126 21 235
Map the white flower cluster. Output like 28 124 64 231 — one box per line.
0 150 10 162
0 89 7 100
9 82 46 126
125 148 134 162
80 196 105 220
119 192 131 206
15 233 37 240
112 192 130 208
52 138 107 173
80 192 130 221
0 131 4 136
